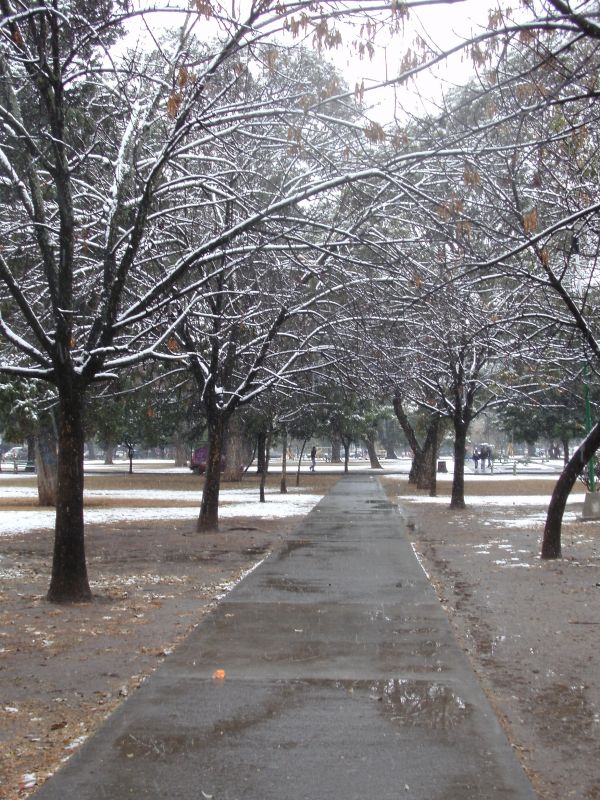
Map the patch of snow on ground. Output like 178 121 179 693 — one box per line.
0 486 306 501
488 511 579 528
400 494 585 506
0 492 323 536
400 494 584 531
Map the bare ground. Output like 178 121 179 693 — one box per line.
0 472 336 799
1 472 599 799
384 476 600 800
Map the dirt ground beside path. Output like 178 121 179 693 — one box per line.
385 477 600 800
0 513 300 799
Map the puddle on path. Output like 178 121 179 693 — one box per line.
114 678 470 762
340 679 471 730
275 540 312 560
264 576 322 593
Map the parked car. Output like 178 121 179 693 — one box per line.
2 446 27 462
190 446 225 475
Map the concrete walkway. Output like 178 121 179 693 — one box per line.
33 475 536 800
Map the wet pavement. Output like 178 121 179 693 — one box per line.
32 475 535 800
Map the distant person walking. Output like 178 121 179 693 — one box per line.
310 446 317 472
479 444 489 472
472 447 480 471
479 444 493 471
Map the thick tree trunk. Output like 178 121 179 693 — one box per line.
366 431 383 469
25 435 36 471
423 416 440 497
174 429 188 467
198 414 227 532
394 393 423 484
103 437 115 465
450 420 468 509
256 431 267 474
542 420 600 559
561 436 570 465
36 422 58 507
408 452 422 484
174 441 188 467
86 439 97 460
331 434 342 463
47 382 91 603
280 425 288 494
223 414 246 482
416 424 438 492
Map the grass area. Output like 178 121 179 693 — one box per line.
0 471 340 508
78 472 339 494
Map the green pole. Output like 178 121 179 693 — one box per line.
584 364 595 492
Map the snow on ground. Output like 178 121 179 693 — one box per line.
0 486 270 501
399 482 585 528
5 455 567 476
0 482 324 537
399 493 585 507
399 493 585 505
0 457 577 537
398 493 585 527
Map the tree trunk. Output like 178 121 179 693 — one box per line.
450 419 467 509
256 431 267 474
425 416 440 497
223 414 246 482
379 419 397 459
342 437 351 473
86 439 97 460
280 425 288 494
103 437 115 465
366 431 383 469
128 446 134 474
542 420 600 559
408 452 422 484
174 428 188 467
561 436 570 465
36 421 58 507
24 435 34 471
260 426 272 502
416 427 437 492
198 414 227 532
331 434 342 463
296 437 307 487
47 382 91 603
174 441 188 467
394 392 423 484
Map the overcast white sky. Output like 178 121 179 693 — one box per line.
328 0 503 121
124 1 511 122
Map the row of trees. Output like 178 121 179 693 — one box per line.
1 1 600 601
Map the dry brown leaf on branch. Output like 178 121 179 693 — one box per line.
522 207 539 234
